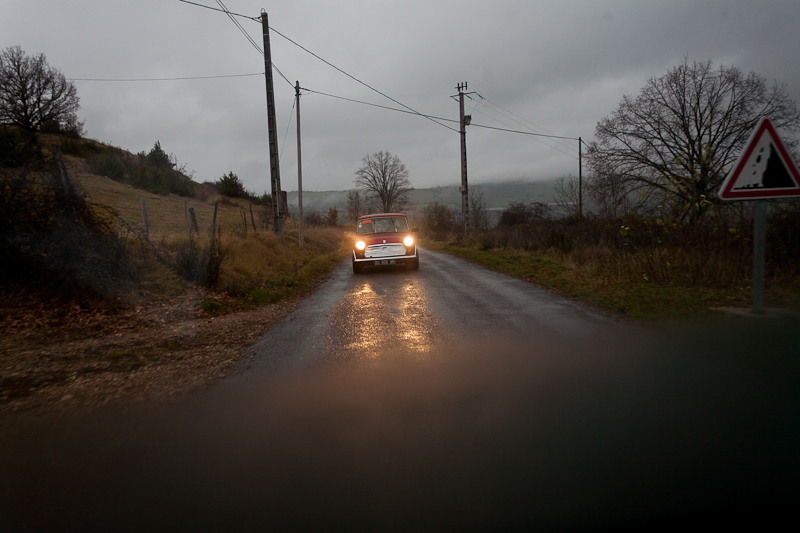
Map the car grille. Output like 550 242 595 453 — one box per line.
365 243 406 258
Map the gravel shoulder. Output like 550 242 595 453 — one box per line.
0 287 301 422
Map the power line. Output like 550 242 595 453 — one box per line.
272 63 294 88
267 27 458 133
179 1 294 88
70 73 263 82
214 0 263 55
176 0 258 21
471 83 578 150
302 88 450 120
303 87 578 159
179 0 452 131
469 122 578 141
280 98 296 162
479 99 577 153
304 88 578 141
470 107 576 159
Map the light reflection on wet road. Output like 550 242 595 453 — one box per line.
237 248 618 376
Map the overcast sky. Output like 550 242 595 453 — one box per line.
4 1 800 194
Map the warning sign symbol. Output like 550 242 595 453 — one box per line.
718 118 800 200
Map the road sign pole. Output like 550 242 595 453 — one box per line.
752 200 767 314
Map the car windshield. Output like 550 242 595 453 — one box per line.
357 216 409 235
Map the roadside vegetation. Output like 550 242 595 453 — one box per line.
419 58 800 320
0 124 347 415
421 211 800 319
0 127 347 312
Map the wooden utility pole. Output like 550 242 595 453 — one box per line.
296 81 304 249
261 11 283 237
456 82 473 236
578 137 583 219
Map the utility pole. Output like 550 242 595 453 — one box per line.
454 82 475 236
261 10 283 237
296 81 304 248
578 136 583 219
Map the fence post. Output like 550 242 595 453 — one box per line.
189 207 199 233
185 201 190 236
211 201 219 239
241 208 248 236
250 204 257 232
140 197 149 240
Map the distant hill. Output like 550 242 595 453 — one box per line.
286 180 558 216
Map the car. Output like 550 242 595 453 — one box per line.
352 213 419 274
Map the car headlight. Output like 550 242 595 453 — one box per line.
355 240 366 250
403 236 414 247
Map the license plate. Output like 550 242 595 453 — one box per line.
375 259 396 266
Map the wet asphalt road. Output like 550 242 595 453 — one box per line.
236 247 617 376
4 250 800 531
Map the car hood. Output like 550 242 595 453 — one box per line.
355 233 408 245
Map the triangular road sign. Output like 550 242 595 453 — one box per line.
719 117 800 200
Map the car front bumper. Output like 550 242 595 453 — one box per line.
352 249 417 265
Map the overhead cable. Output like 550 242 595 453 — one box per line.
272 63 294 88
268 27 458 133
280 98 296 161
214 0 263 55
470 107 576 159
304 88 579 150
176 0 258 21
70 73 263 82
471 83 577 150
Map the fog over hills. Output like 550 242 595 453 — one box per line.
286 179 559 217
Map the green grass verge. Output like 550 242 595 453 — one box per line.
423 240 798 320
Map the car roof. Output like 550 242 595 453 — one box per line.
357 213 407 220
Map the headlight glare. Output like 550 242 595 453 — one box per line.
403 236 414 247
355 240 366 250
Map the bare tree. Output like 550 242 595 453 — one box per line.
553 174 581 219
354 151 412 213
0 46 82 134
586 58 800 224
421 202 457 239
327 207 338 227
346 189 365 222
469 187 490 230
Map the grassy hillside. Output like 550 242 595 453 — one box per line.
1 131 347 306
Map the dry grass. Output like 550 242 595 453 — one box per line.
218 228 348 296
56 141 345 306
425 215 800 319
65 159 265 238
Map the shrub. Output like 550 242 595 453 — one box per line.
89 152 127 181
128 161 194 197
0 152 139 300
167 234 227 288
146 141 174 170
498 201 550 227
0 126 41 167
420 202 457 240
216 172 245 198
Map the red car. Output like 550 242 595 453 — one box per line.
352 213 419 274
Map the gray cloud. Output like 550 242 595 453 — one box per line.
3 0 799 195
